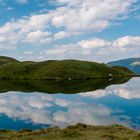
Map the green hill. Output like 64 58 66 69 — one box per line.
0 56 18 66
0 57 134 80
0 56 18 62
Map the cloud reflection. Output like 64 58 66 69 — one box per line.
80 78 140 99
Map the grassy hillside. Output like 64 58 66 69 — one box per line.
0 56 18 66
0 124 140 140
0 56 18 62
0 56 134 80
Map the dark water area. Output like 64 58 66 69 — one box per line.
0 77 140 130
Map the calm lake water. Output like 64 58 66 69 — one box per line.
0 77 140 130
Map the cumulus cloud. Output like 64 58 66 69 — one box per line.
0 0 138 52
0 14 52 49
54 31 79 40
45 36 140 62
52 0 137 32
27 30 52 45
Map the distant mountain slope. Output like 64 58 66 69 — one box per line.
0 56 133 80
107 58 140 74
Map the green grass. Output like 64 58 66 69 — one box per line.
0 124 140 140
0 56 134 80
0 56 18 62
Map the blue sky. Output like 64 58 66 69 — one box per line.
0 0 140 62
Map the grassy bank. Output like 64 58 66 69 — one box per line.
0 124 140 140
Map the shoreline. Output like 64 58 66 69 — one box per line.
0 124 139 140
0 74 137 81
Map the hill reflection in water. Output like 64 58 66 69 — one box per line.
0 77 131 93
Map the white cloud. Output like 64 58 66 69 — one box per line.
54 31 79 40
27 30 52 45
0 0 138 52
24 51 33 55
45 36 140 62
55 98 69 107
113 36 140 47
0 14 52 49
51 0 137 32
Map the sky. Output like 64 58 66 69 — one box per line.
0 0 140 62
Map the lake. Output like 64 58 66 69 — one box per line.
0 77 140 130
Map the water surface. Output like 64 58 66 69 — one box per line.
0 77 140 130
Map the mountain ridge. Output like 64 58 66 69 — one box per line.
107 57 140 74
